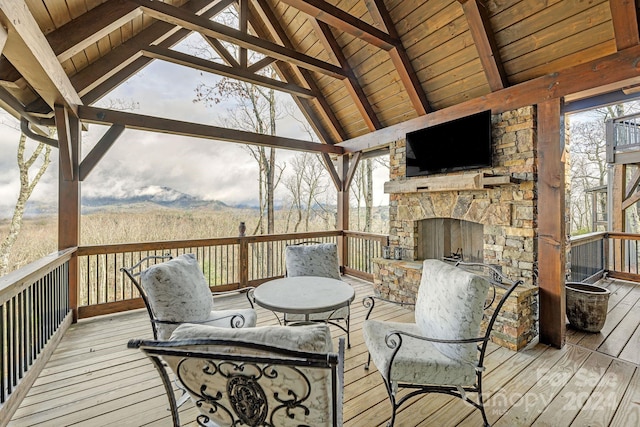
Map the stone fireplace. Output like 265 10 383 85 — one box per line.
373 107 539 350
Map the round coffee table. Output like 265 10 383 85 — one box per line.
253 276 355 346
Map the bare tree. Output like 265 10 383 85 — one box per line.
284 153 329 232
0 131 52 275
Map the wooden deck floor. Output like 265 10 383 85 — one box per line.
9 276 640 426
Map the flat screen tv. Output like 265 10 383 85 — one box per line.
405 110 492 177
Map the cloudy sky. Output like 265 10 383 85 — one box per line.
0 35 389 218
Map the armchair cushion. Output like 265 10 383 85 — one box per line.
285 243 340 279
415 259 490 363
170 323 333 353
363 320 477 386
140 254 257 340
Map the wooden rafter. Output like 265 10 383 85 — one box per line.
313 20 381 131
77 105 344 154
204 36 240 68
250 0 348 142
458 0 508 91
135 0 347 79
0 0 82 112
46 0 142 63
247 57 277 73
28 0 230 115
278 0 395 50
364 0 430 115
609 0 640 50
141 46 315 98
625 167 640 200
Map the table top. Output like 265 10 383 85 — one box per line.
253 276 355 315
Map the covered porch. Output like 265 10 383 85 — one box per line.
2 0 640 425
7 273 640 426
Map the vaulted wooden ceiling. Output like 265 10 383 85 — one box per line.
0 0 639 152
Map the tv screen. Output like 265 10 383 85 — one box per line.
405 110 493 177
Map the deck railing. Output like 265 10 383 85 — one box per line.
606 112 640 163
76 230 386 319
569 232 606 282
605 232 640 282
0 249 74 419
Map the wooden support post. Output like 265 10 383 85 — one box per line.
336 155 350 273
612 164 626 272
57 109 81 322
537 99 566 348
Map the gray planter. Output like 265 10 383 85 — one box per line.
565 282 610 333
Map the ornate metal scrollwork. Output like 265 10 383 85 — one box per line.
227 375 268 425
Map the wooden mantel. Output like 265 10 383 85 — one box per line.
384 173 512 194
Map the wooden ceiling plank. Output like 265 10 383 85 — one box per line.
314 20 380 131
55 105 74 181
141 45 315 98
251 0 348 142
364 0 430 115
458 0 508 91
338 43 640 153
46 0 143 63
609 0 640 50
0 0 82 112
135 0 347 79
278 0 395 50
79 124 125 181
77 105 344 154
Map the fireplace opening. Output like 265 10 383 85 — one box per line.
416 218 484 262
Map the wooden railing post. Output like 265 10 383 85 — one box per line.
239 236 249 289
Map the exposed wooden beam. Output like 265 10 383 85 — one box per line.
364 0 430 115
0 0 82 111
624 166 640 200
537 98 566 349
55 105 74 181
251 0 348 142
321 153 341 189
78 105 344 154
622 189 640 210
247 56 277 73
28 0 231 114
46 0 142 62
344 151 361 189
458 0 508 91
204 36 240 68
79 124 126 181
313 20 381 131
141 46 315 98
136 0 347 79
239 0 248 68
279 0 395 50
609 0 640 50
338 43 640 153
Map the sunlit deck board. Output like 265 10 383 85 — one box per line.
9 277 640 426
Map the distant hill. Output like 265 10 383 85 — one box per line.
81 186 231 213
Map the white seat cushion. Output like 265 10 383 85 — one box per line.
416 259 490 363
363 320 477 386
285 243 341 279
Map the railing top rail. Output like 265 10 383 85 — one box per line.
606 231 640 240
570 231 607 245
0 248 75 305
77 230 344 256
342 230 388 241
610 111 640 123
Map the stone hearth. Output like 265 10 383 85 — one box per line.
373 107 539 351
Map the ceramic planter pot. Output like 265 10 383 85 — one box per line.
565 282 610 333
